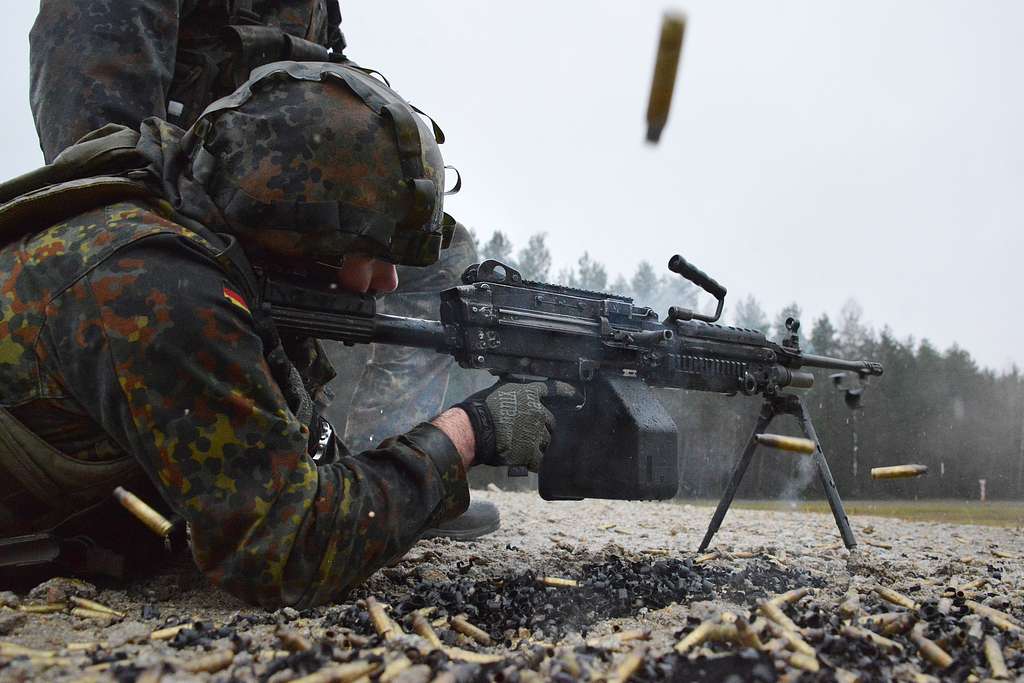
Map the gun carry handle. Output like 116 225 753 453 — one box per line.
667 255 727 323
668 255 726 300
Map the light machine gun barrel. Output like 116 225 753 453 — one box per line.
265 256 882 503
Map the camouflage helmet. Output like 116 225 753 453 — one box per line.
185 61 454 268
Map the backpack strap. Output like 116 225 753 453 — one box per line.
0 124 150 248
0 178 155 247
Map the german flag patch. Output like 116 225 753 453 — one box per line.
223 285 251 315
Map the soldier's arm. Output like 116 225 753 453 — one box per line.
50 229 468 608
29 0 186 163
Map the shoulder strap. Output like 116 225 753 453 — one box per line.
0 125 144 206
0 124 150 248
0 177 156 245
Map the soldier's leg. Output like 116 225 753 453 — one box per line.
343 223 475 449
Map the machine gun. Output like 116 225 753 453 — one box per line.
265 255 883 550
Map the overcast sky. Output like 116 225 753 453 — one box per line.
1 2 1021 370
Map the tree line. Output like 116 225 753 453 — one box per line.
458 231 1024 501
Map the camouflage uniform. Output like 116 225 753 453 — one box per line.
30 0 345 163
0 89 470 606
29 0 475 452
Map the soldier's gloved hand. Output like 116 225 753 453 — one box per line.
455 380 577 471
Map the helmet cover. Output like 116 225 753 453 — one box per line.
187 61 452 268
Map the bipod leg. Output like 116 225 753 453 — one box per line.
698 400 776 552
790 396 857 550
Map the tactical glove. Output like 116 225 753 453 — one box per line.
456 380 577 472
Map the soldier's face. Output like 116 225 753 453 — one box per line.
335 255 399 295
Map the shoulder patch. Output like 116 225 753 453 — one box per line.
223 284 251 315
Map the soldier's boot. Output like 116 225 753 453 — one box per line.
421 499 499 541
338 225 501 541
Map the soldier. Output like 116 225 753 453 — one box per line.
29 0 498 539
0 62 564 606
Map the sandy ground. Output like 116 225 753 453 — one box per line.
1 491 1022 682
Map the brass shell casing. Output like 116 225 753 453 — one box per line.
112 486 173 537
646 12 687 143
870 465 928 480
755 434 817 454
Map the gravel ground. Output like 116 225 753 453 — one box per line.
1 491 1022 682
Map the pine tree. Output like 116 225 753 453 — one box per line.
838 299 870 356
575 252 608 291
630 261 659 301
557 266 576 287
654 274 698 316
732 295 770 332
809 314 838 355
609 274 631 298
481 231 516 267
516 233 551 281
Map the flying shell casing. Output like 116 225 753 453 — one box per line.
870 465 928 480
755 434 817 454
112 487 173 537
645 12 687 143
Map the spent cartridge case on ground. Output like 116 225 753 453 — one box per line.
452 615 492 646
910 624 953 669
870 465 928 480
645 12 686 143
366 597 399 641
412 613 442 648
984 636 1010 679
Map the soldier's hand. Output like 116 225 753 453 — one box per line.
456 380 577 472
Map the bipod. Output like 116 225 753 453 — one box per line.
697 392 856 552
